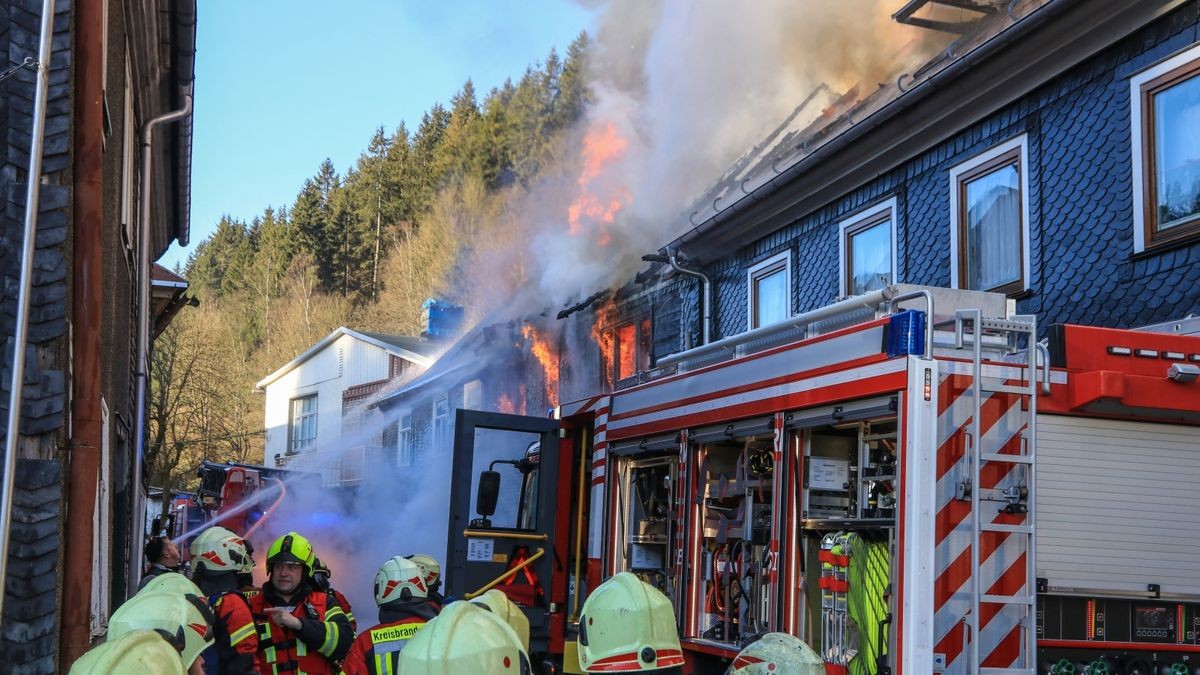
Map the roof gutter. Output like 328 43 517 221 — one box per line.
669 0 1068 256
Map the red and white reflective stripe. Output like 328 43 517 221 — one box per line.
587 649 685 671
931 372 1030 673
589 404 609 559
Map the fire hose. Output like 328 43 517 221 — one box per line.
243 478 287 540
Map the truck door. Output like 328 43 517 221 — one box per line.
445 409 561 651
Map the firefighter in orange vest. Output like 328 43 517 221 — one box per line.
190 526 261 674
248 532 352 674
338 556 438 675
312 557 357 632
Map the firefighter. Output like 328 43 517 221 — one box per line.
69 629 188 675
397 600 531 674
576 572 685 673
406 553 444 609
248 531 352 674
471 588 530 652
191 526 261 674
140 534 184 589
338 556 439 674
106 589 216 674
726 633 824 674
312 556 357 632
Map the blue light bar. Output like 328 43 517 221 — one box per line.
887 309 927 358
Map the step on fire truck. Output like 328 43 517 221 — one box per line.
444 285 1200 675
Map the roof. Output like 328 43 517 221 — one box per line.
150 264 197 337
255 327 439 390
663 0 1167 262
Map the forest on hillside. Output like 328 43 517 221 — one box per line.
147 35 591 500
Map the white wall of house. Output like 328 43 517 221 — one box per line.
261 333 396 467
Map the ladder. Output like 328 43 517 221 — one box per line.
955 310 1039 675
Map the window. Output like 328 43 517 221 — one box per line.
1132 43 1200 251
839 199 898 297
395 412 413 467
90 399 112 637
288 395 318 453
463 380 482 410
432 395 451 455
602 317 652 388
120 55 136 252
949 135 1030 294
747 251 790 329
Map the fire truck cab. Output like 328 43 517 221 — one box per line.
445 285 1200 675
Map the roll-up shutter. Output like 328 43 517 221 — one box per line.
1036 414 1200 597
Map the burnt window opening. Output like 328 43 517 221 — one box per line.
600 317 652 390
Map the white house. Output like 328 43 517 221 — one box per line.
255 327 439 484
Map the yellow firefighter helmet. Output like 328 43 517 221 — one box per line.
398 601 532 675
472 589 531 652
106 590 214 668
726 632 824 675
190 526 252 574
68 629 187 675
266 531 315 574
138 571 203 598
407 553 442 590
375 555 429 605
577 572 683 672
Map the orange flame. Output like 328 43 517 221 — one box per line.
590 296 617 390
568 121 632 246
518 383 528 416
521 324 559 406
497 392 515 415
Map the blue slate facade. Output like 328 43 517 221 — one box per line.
648 4 1200 351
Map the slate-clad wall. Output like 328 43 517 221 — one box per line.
0 0 72 671
679 4 1200 347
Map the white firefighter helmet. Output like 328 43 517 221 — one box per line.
577 572 683 672
375 555 429 606
106 590 214 669
407 553 442 590
472 589 531 652
190 526 251 574
68 630 187 675
138 571 202 598
398 601 531 675
726 633 824 675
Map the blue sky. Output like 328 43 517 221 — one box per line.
164 0 598 270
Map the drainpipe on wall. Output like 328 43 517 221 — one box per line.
667 248 712 346
0 0 55 624
130 96 193 593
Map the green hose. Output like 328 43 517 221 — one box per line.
846 533 889 675
1051 659 1075 675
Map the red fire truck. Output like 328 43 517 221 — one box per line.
445 285 1200 675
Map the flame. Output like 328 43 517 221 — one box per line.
518 383 528 416
567 121 632 246
590 296 617 390
521 324 559 406
497 392 515 415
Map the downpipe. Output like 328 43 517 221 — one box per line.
0 0 55 623
668 248 712 346
130 96 193 593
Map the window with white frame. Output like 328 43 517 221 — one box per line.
747 251 790 330
1132 42 1200 251
396 412 413 467
120 55 137 252
463 380 482 410
949 135 1030 294
432 395 451 454
288 394 318 453
839 199 897 297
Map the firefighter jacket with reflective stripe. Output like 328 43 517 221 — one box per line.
337 617 428 675
203 590 261 675
330 588 356 633
249 585 352 674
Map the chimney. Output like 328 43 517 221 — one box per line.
422 299 465 340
